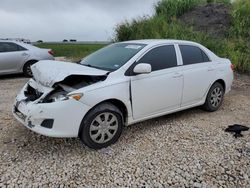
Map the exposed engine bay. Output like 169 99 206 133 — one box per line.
24 75 107 103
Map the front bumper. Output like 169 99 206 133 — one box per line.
12 81 91 138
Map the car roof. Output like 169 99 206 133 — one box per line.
0 39 14 43
121 39 201 46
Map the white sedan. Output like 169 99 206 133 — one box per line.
0 40 54 76
13 40 234 149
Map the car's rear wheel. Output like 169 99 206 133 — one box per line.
23 61 37 77
79 103 124 150
202 82 225 112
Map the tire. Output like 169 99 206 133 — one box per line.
79 102 124 150
202 82 225 112
23 61 37 77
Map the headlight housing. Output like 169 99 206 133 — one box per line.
52 93 68 102
43 91 83 103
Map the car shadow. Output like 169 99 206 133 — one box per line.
0 73 26 80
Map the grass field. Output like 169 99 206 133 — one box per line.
36 43 107 61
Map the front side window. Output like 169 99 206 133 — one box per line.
80 43 146 71
179 45 210 65
0 42 26 53
137 45 177 71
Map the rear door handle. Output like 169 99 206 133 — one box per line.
173 73 183 78
22 52 29 56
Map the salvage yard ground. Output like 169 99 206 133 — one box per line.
0 73 250 187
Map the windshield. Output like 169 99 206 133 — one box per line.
80 43 146 71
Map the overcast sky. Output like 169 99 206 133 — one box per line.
0 0 159 42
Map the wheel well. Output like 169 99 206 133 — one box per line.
88 99 128 122
78 99 128 137
23 60 38 70
214 79 226 91
100 99 128 121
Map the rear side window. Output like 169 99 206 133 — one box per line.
179 45 210 65
0 42 26 53
138 45 177 71
0 43 4 52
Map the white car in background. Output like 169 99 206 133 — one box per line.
0 40 54 77
13 40 234 149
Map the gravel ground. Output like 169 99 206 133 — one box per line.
0 73 249 188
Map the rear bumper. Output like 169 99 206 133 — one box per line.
225 71 234 94
12 84 91 138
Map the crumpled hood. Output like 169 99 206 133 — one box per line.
31 60 108 87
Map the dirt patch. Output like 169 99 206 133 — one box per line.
179 3 232 38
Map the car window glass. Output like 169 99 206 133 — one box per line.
137 45 177 71
0 42 26 53
80 43 146 71
0 43 5 52
179 45 210 65
16 44 27 51
201 50 210 62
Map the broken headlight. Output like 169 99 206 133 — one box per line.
51 92 68 102
44 91 83 103
43 91 67 102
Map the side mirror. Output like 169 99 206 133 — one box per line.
133 63 152 74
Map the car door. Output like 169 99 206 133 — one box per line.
129 45 183 120
0 42 29 74
177 45 216 107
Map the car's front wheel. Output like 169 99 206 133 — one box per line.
79 103 124 150
202 82 225 112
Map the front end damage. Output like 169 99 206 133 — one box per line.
13 61 108 137
42 75 106 103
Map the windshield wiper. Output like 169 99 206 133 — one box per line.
82 64 93 67
82 64 114 72
82 64 101 69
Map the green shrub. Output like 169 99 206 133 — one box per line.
155 0 201 19
227 39 250 72
115 16 168 41
231 0 250 39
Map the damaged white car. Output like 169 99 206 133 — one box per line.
13 40 234 149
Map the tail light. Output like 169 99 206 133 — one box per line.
48 50 54 56
231 64 234 71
